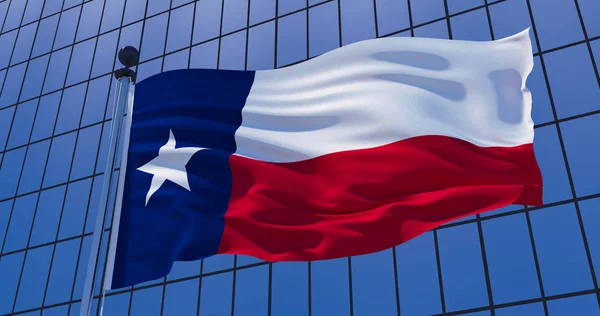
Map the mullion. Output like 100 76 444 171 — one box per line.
573 0 600 88
524 0 600 308
10 0 87 313
41 0 114 311
0 0 525 114
158 1 174 315
0 0 339 86
65 0 132 313
0 0 94 39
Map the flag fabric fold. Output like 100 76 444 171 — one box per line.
111 29 542 289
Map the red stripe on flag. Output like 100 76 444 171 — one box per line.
218 135 542 261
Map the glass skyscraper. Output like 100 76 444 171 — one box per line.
0 0 599 315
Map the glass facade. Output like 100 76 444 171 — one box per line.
0 0 599 315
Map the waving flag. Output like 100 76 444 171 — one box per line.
109 29 542 289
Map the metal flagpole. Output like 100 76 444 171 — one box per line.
79 46 139 316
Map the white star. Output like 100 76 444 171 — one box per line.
137 129 205 206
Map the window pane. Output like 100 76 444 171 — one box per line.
222 0 248 35
340 0 375 45
547 294 600 316
272 262 308 315
483 213 541 303
66 38 96 86
7 99 37 149
45 239 81 305
308 1 339 58
102 292 130 315
489 0 539 54
20 55 49 102
396 232 442 315
410 0 445 26
375 0 410 36
81 75 111 126
12 23 38 65
30 185 66 246
351 249 397 315
530 204 594 295
140 13 168 62
42 132 77 188
545 44 600 119
58 178 92 239
14 245 54 312
311 258 351 316
4 193 38 253
54 6 82 50
31 92 61 142
0 252 25 315
247 21 275 70
0 30 17 68
561 115 600 197
234 265 268 316
100 0 126 33
529 0 584 50
0 106 16 150
55 83 87 134
166 4 194 53
0 148 26 200
164 279 199 315
438 223 489 312
219 30 246 70
43 47 72 94
199 273 233 315
193 0 223 44
0 63 27 108
71 124 102 180
76 0 104 42
581 198 600 276
249 0 275 25
533 125 572 204
277 11 307 67
450 8 491 41
130 286 161 316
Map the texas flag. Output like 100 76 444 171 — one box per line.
109 29 542 289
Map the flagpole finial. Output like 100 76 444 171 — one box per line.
115 46 139 83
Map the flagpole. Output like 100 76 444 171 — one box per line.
79 46 139 316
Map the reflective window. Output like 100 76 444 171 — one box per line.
0 252 25 315
438 223 489 312
129 286 161 316
100 0 126 33
340 0 375 45
3 193 38 253
247 21 275 70
54 6 82 50
272 262 307 315
58 178 92 239
166 4 193 54
311 258 351 315
18 139 51 194
483 213 541 304
545 44 600 119
450 8 491 41
30 185 66 246
530 204 594 295
199 272 233 315
375 0 410 36
351 249 397 315
496 303 546 316
45 238 81 305
164 279 199 315
277 11 307 67
7 99 37 149
529 0 584 50
547 294 600 316
234 265 269 315
580 198 600 274
14 245 53 311
308 1 339 58
12 23 38 65
42 131 77 188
